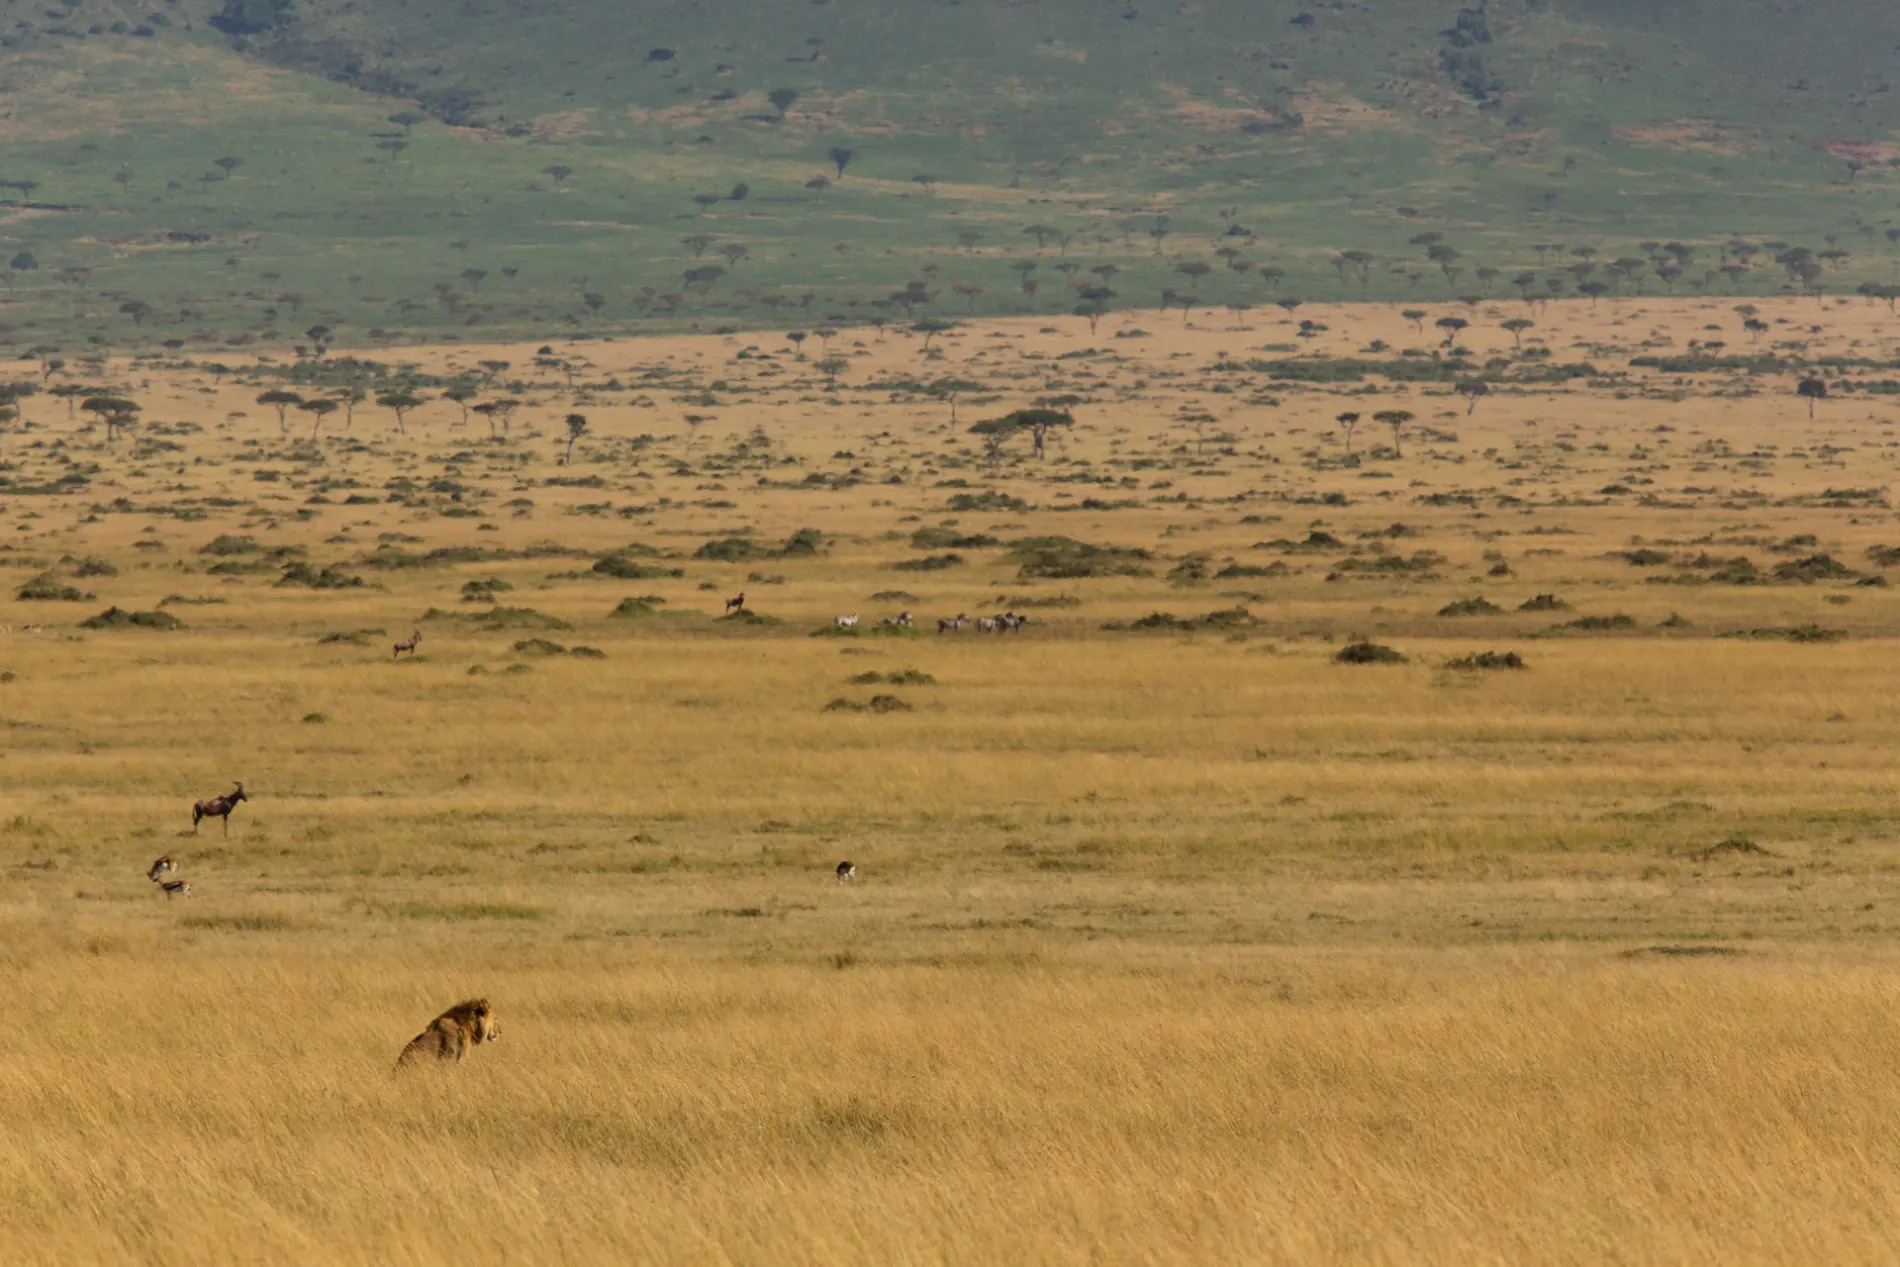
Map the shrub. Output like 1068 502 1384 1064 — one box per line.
17 573 90 602
894 553 964 572
422 606 569 629
609 596 667 619
1772 554 1854 583
1517 593 1569 612
198 534 259 556
946 490 1028 513
511 638 570 656
911 526 999 549
81 607 183 630
694 537 761 562
1009 535 1152 579
1334 641 1406 664
1438 597 1502 616
1621 549 1670 566
868 694 912 713
277 563 364 589
1445 650 1526 670
593 553 682 579
781 527 825 556
1716 625 1847 643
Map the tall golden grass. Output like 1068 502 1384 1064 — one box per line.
6 299 1900 1261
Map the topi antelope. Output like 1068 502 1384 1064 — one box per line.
836 861 857 885
160 880 192 900
937 614 967 634
193 782 247 836
834 613 859 629
147 855 177 883
393 630 421 658
724 591 746 617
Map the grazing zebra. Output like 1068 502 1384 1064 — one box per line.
1000 613 1028 633
393 630 421 658
882 611 913 629
937 614 967 634
160 880 192 900
193 782 247 836
725 591 746 617
834 613 859 629
836 861 857 885
147 855 177 883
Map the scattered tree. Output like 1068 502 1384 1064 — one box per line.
1374 409 1415 457
563 412 587 464
256 389 303 433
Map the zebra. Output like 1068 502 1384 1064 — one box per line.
193 782 247 836
724 591 746 617
882 611 913 629
160 880 192 900
937 614 967 634
834 613 859 629
976 616 998 633
1000 613 1029 633
393 630 421 658
147 855 177 883
836 861 857 885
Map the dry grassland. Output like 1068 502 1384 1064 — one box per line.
7 298 1900 1263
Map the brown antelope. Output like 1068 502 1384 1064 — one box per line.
836 861 857 885
724 591 746 617
937 614 967 634
193 783 247 836
147 855 177 883
160 880 192 900
393 630 421 658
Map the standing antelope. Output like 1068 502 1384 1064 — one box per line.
836 861 857 885
937 614 967 634
193 783 247 836
147 855 177 883
393 630 421 658
724 591 746 617
834 613 859 629
160 880 192 900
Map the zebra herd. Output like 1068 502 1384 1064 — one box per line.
833 610 1029 634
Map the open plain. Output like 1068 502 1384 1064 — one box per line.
7 297 1900 1263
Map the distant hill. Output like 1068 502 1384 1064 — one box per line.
0 0 1895 349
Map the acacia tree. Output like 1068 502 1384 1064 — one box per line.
1435 316 1468 347
913 318 956 354
928 377 980 422
298 397 338 439
1456 378 1490 414
828 146 855 177
376 390 425 434
1797 376 1828 418
1336 411 1361 455
442 383 476 424
816 355 849 386
257 389 302 433
82 394 139 441
1501 317 1534 348
563 412 588 464
1374 409 1414 457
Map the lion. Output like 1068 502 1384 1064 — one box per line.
395 998 500 1069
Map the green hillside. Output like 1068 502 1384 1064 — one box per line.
0 0 1896 350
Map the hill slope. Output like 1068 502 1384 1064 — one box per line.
0 0 1895 350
